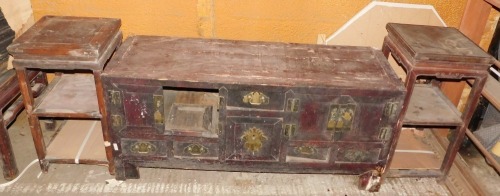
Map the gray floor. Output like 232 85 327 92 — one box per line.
0 111 469 195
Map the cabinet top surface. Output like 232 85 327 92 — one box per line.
8 16 121 66
386 23 492 65
104 36 404 90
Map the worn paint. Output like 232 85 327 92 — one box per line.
31 0 467 44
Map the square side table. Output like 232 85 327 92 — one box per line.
7 16 122 174
382 23 493 179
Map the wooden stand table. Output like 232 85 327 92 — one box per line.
7 16 122 174
382 23 494 179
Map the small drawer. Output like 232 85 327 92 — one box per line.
173 141 219 160
120 139 167 157
226 90 284 111
286 144 331 163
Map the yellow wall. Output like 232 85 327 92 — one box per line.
31 0 467 44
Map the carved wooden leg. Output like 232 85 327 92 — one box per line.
114 159 139 180
0 111 19 180
16 68 49 172
358 168 382 192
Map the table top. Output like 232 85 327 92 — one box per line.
8 15 121 70
103 36 405 91
386 23 493 65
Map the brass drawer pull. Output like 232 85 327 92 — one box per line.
185 144 208 156
130 141 157 154
242 92 269 105
295 146 317 155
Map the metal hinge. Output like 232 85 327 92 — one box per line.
111 115 123 128
153 95 164 124
109 90 121 105
378 127 392 140
286 98 300 112
283 124 297 139
383 102 398 118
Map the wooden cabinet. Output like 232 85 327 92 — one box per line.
103 36 406 191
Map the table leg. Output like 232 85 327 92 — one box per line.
0 110 19 180
439 76 487 180
93 71 115 175
15 68 49 172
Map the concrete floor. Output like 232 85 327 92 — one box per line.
0 111 495 195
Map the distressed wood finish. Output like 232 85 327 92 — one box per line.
382 23 493 180
103 36 406 191
0 70 46 180
7 16 122 174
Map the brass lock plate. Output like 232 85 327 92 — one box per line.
240 127 268 154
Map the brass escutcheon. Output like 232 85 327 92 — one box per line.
240 127 268 154
130 141 157 154
242 92 269 105
327 104 355 131
184 143 208 156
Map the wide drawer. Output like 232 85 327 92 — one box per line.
173 141 219 160
226 90 285 111
286 142 331 163
334 143 382 164
120 139 168 157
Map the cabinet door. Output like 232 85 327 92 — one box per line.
225 117 282 161
113 84 163 133
285 94 358 141
285 93 392 142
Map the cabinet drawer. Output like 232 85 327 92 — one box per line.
334 144 381 163
173 141 219 160
120 139 167 157
286 144 331 163
226 90 284 111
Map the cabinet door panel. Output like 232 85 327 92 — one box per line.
118 84 162 130
287 93 391 142
225 117 282 161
